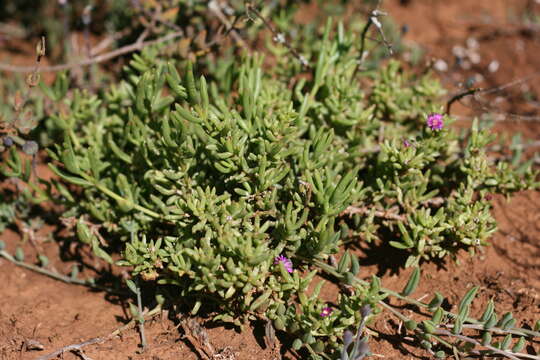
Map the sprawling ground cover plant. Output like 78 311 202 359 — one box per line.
1 5 539 359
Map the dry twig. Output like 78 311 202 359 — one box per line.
341 205 406 222
208 1 247 49
179 317 216 359
34 307 161 360
0 31 184 73
245 1 309 68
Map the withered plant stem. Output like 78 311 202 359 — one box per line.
0 31 184 73
34 306 161 360
0 250 127 296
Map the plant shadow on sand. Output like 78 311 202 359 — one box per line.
344 226 450 277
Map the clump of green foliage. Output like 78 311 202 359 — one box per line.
1 6 539 358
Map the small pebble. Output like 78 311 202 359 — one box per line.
488 60 500 73
469 52 481 64
452 45 466 58
434 59 448 72
466 37 479 50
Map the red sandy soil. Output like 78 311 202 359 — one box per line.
1 0 540 359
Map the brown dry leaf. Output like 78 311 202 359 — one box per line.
194 30 208 49
178 38 192 58
162 7 179 21
13 91 24 111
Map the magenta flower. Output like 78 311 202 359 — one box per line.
320 306 333 317
427 113 444 131
403 139 412 148
274 255 293 273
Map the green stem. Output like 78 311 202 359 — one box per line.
78 172 161 219
378 300 455 350
95 182 161 219
135 280 147 350
308 258 540 338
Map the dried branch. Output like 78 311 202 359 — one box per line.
341 197 446 223
448 71 540 120
208 0 248 49
0 249 127 296
341 205 406 221
135 280 147 350
35 338 102 360
34 306 161 360
130 0 184 34
446 87 482 115
90 29 131 57
435 328 535 360
179 317 216 359
0 31 184 73
354 3 393 75
245 1 309 68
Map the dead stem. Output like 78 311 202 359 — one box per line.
34 307 161 360
0 249 127 296
0 31 184 73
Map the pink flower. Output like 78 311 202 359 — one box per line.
403 139 412 148
427 113 444 131
320 306 333 317
274 255 293 273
